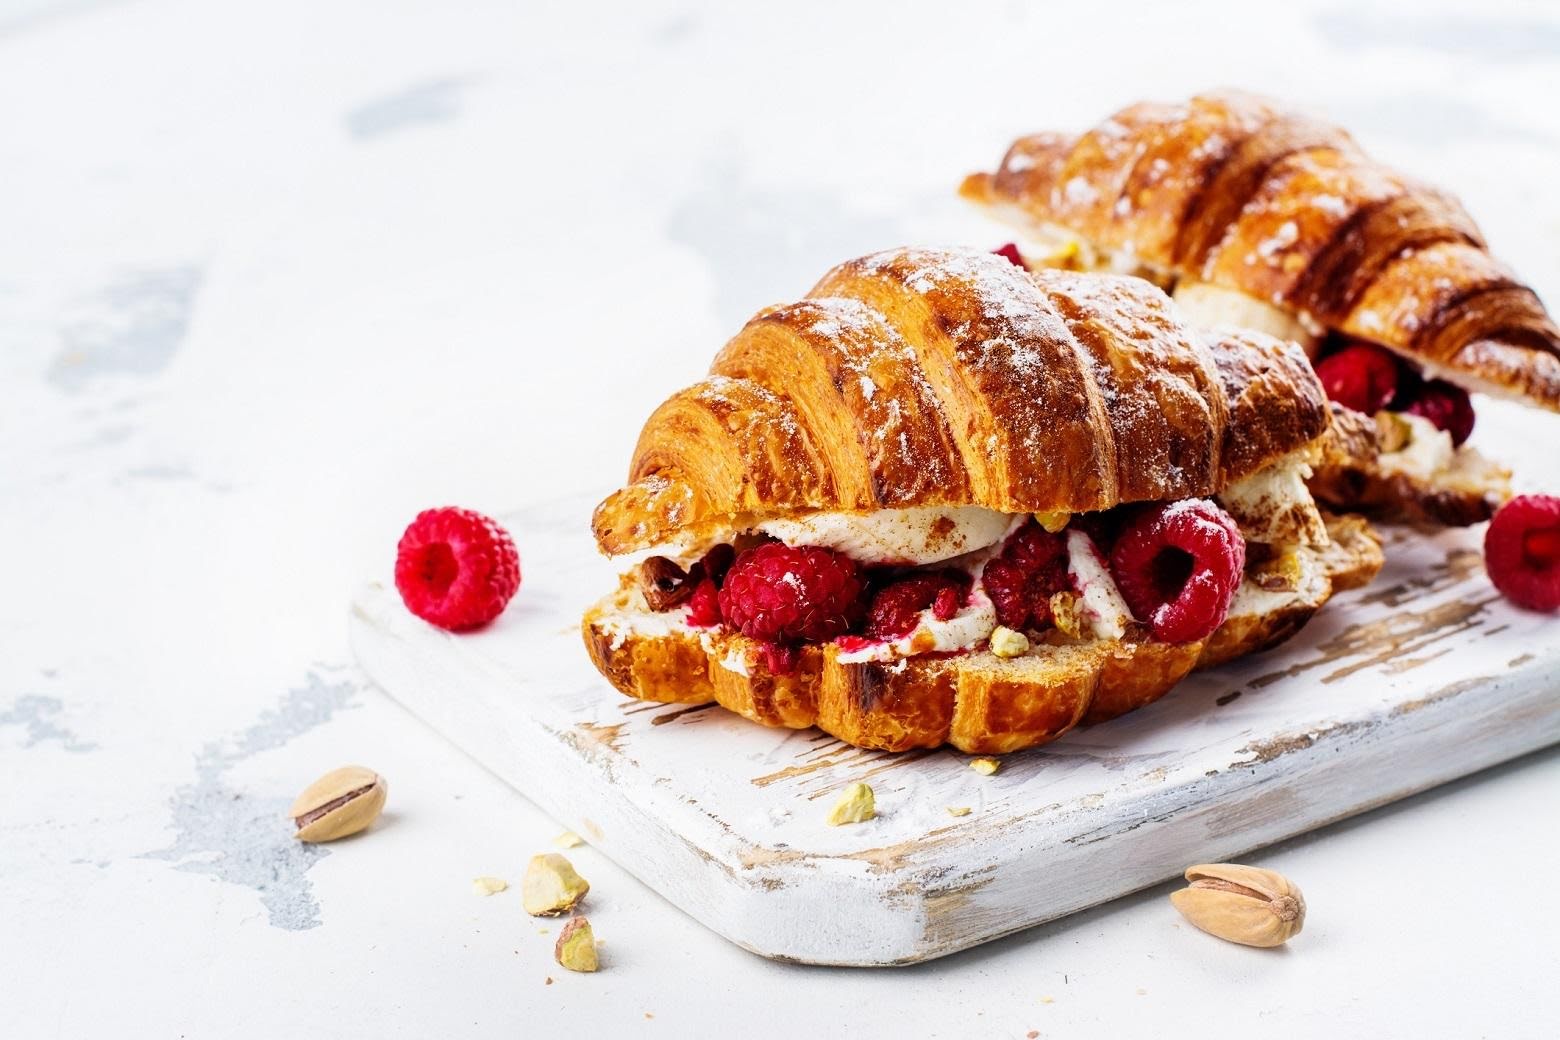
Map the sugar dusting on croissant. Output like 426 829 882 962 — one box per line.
961 90 1560 410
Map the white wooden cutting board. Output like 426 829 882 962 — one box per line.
350 400 1560 967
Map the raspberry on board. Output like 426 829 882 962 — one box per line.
394 507 521 631
717 543 865 643
1314 342 1401 415
1484 494 1560 612
1109 499 1246 643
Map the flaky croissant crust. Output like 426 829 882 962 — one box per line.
593 247 1326 556
961 90 1560 410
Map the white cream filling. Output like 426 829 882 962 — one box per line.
834 589 998 665
594 598 699 651
1171 280 1322 354
757 505 1011 566
1225 548 1329 620
832 525 1021 665
1216 453 1329 547
1378 412 1455 480
634 504 1014 569
1065 529 1134 640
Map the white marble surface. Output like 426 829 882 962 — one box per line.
2 0 1558 1036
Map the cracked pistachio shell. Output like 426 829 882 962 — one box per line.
1170 863 1305 948
289 766 387 843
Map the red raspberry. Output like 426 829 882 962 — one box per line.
1109 500 1246 643
1484 494 1560 612
864 572 970 640
684 578 723 627
718 543 864 643
979 521 1069 630
758 642 798 675
992 242 1026 268
395 507 520 631
693 543 736 586
1314 342 1401 414
1403 379 1476 447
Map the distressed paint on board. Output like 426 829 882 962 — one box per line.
350 477 1560 964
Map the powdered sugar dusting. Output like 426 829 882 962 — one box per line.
1311 193 1349 218
1063 176 1099 206
1255 220 1300 262
1003 151 1038 174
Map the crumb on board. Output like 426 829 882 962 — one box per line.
553 830 584 849
969 757 1000 775
471 876 508 896
946 806 972 817
826 782 876 826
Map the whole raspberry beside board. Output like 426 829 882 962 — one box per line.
395 507 521 630
1484 494 1560 612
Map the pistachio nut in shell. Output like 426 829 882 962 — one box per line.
289 766 387 843
1170 862 1305 948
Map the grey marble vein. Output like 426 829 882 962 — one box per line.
0 695 98 752
345 79 466 140
1315 10 1560 59
48 266 203 392
667 152 903 329
141 670 359 931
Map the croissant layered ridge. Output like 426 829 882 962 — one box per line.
960 90 1560 410
593 247 1328 557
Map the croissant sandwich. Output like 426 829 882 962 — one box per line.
582 248 1382 754
960 90 1543 526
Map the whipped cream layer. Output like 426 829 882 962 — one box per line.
639 504 1015 568
1217 453 1328 547
1171 280 1323 354
1378 411 1455 480
1065 530 1134 640
756 506 1013 566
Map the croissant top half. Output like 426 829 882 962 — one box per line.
960 90 1560 410
593 248 1326 556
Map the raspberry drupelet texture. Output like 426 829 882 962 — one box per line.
718 543 865 643
1483 494 1560 612
980 520 1069 631
1403 379 1476 446
1109 500 1246 643
684 579 723 627
863 572 970 641
1314 342 1401 414
395 507 521 631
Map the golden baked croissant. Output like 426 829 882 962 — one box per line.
583 248 1382 754
961 90 1528 525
